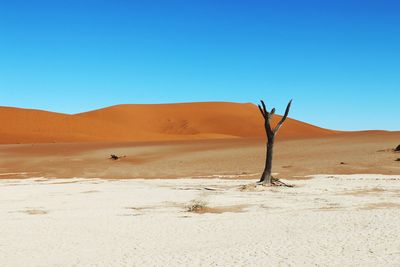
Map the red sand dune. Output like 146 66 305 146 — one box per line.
0 102 338 144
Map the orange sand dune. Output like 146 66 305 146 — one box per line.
1 102 340 144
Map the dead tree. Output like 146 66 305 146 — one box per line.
257 100 292 185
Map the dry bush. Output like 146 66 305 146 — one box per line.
186 199 208 213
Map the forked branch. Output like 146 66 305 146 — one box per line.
273 100 292 134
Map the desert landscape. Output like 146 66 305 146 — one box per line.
1 1 399 266
0 102 399 180
1 102 400 266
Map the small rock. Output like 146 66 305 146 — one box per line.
395 145 400 152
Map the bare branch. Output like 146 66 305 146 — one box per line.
258 100 273 136
257 105 266 118
269 108 276 119
273 100 292 133
270 108 275 115
260 100 267 115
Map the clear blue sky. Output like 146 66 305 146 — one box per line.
0 0 399 130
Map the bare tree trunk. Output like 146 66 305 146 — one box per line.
260 136 274 184
258 100 292 185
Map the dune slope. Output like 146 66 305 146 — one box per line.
0 102 335 144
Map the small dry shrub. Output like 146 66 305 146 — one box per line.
186 200 208 213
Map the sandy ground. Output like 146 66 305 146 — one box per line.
1 133 399 179
1 174 400 266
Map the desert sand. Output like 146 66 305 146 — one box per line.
0 102 336 144
0 132 399 179
1 175 400 266
1 102 398 180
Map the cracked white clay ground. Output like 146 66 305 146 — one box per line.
1 174 400 266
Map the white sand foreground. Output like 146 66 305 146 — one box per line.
1 175 400 266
